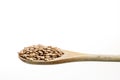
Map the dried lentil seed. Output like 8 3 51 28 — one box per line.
19 45 64 61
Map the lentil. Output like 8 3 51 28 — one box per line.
19 44 64 61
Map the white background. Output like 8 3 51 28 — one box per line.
0 0 120 80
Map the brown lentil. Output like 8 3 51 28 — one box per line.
19 44 64 61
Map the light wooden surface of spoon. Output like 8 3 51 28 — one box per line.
19 49 120 64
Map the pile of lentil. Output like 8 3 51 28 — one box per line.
19 45 64 61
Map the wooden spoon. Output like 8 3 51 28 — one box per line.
19 49 120 64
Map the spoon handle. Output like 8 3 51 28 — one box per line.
77 54 120 62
